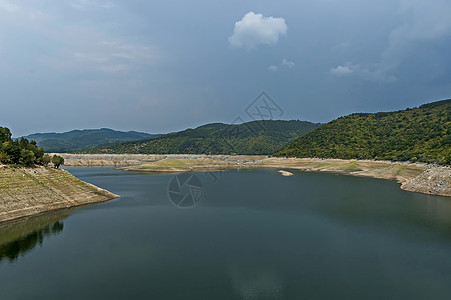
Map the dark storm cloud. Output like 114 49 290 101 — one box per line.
0 0 450 136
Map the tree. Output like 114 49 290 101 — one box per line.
3 141 21 164
18 137 29 149
52 155 64 169
0 150 10 164
19 149 36 167
0 127 12 143
29 145 44 164
41 154 51 167
0 126 48 167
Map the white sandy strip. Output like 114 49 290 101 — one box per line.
278 170 293 176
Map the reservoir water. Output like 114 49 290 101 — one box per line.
1 167 451 299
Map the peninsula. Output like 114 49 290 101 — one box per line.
0 165 119 223
0 126 120 223
119 156 451 197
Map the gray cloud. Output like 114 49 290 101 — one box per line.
0 0 19 12
1 0 450 137
69 40 159 74
70 0 115 10
331 0 451 83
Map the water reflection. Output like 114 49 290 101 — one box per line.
0 213 67 263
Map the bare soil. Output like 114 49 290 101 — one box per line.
0 166 119 223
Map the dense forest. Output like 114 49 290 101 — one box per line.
0 126 63 167
88 120 321 155
275 99 450 164
23 128 158 153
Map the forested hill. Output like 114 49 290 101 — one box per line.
23 128 158 153
88 120 321 155
274 99 450 164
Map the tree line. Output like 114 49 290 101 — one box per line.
88 120 321 155
275 99 450 164
0 126 64 168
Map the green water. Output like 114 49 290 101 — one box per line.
1 167 451 299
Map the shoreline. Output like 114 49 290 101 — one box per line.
54 154 450 197
1 154 447 223
0 166 120 224
121 157 450 197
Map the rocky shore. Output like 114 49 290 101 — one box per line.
0 166 119 223
401 166 451 197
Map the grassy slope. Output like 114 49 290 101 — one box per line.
89 120 321 155
275 99 450 164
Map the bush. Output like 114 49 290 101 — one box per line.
41 154 52 167
52 155 64 169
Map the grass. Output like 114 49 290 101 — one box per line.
340 163 363 172
312 162 362 171
135 159 189 169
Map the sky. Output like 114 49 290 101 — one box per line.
1 0 450 136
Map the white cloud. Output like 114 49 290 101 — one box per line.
0 0 19 12
268 59 295 72
330 63 397 83
281 59 295 68
228 12 287 49
331 1 451 83
268 65 278 71
330 65 353 76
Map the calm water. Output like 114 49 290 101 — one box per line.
1 167 451 299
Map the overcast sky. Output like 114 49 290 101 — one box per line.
1 0 450 136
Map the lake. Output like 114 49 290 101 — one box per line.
1 167 451 299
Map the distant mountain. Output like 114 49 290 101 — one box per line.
275 99 450 164
88 120 321 155
23 128 159 153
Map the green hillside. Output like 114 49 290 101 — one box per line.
23 128 158 153
275 99 450 164
88 120 321 155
